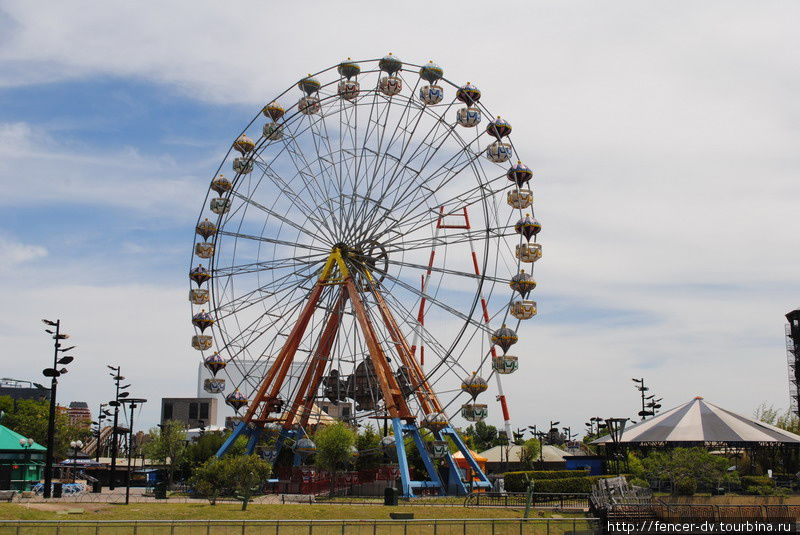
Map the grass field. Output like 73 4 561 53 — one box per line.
0 502 576 521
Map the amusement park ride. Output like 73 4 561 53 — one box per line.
189 55 542 496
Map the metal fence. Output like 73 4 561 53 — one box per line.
0 518 600 535
464 493 590 510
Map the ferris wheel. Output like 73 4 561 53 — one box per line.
188 54 542 496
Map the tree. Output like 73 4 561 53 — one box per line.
0 396 91 459
143 420 187 489
464 421 501 453
641 447 735 494
355 424 382 471
189 457 228 505
517 438 541 468
180 431 247 478
226 454 271 510
314 422 356 496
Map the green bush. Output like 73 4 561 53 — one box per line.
628 477 650 488
740 475 775 488
504 470 589 491
674 476 697 496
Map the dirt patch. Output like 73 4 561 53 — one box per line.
23 503 111 514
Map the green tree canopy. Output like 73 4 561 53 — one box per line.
226 454 272 510
355 424 382 470
0 395 91 459
314 422 356 496
143 420 187 488
641 447 735 493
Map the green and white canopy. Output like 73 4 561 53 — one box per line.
0 425 46 452
592 397 800 447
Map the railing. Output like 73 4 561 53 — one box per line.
0 517 601 535
465 492 590 509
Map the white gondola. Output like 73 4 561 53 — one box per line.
210 197 231 215
338 80 359 101
379 76 402 96
492 355 518 375
203 378 225 394
510 300 537 320
461 403 488 422
298 96 320 115
456 107 481 127
191 334 213 351
419 85 444 105
189 288 209 305
195 242 214 259
507 189 533 209
263 122 283 140
515 242 542 263
486 141 512 163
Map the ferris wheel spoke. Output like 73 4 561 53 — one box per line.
212 252 326 278
349 81 425 240
356 92 460 238
249 153 329 225
383 257 509 285
218 229 329 253
225 189 331 246
370 266 486 332
213 268 321 319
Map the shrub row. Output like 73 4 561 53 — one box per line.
505 472 617 493
504 470 589 491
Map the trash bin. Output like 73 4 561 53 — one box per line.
52 482 63 498
92 481 102 493
154 482 167 499
384 487 398 506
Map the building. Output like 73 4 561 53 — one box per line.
161 397 218 428
479 444 574 474
0 378 50 402
67 401 91 429
0 424 45 491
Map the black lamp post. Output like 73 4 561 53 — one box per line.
647 397 663 416
605 417 628 475
632 378 655 421
41 319 76 499
69 440 83 483
107 365 130 490
19 437 33 491
120 397 146 505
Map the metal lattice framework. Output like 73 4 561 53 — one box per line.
188 55 542 496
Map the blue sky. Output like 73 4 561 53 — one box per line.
1 0 799 434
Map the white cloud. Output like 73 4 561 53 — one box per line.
0 233 47 269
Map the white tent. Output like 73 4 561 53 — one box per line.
592 397 800 446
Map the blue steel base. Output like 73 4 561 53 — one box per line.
216 422 302 464
218 420 491 497
391 419 491 497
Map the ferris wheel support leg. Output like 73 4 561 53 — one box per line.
216 421 247 457
391 418 413 498
245 427 262 455
433 429 468 496
407 424 445 496
440 426 492 492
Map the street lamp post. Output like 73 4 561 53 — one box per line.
120 398 147 505
69 440 83 483
632 378 655 421
19 438 33 491
107 365 130 490
41 319 76 499
604 418 628 475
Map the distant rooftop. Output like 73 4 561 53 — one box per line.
69 401 89 409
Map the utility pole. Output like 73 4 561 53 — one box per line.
121 398 146 505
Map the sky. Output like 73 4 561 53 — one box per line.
1 0 799 437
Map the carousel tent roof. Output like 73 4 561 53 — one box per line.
0 424 46 451
592 397 800 446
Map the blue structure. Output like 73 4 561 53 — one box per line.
565 455 605 476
